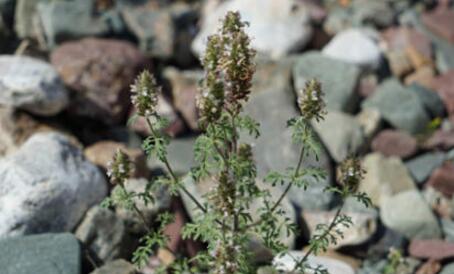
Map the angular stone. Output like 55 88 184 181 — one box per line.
440 263 454 274
404 66 435 89
163 68 202 131
312 111 365 162
380 189 441 239
273 251 355 274
51 38 145 124
355 109 382 139
193 0 313 58
415 260 441 274
293 51 360 112
409 84 445 118
252 56 295 95
302 209 377 248
0 233 80 274
409 239 454 261
0 132 107 237
359 153 416 207
357 73 378 98
422 8 454 44
322 28 382 70
0 55 69 116
122 7 174 58
14 0 50 38
371 129 418 159
432 70 454 117
367 228 407 258
76 206 132 262
424 128 454 150
90 259 136 274
405 152 446 184
84 141 148 178
386 50 413 77
362 79 430 134
427 162 454 198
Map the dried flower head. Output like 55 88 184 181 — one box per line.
297 79 326 122
107 149 132 185
131 70 160 117
336 156 365 193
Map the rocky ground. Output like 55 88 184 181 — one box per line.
0 0 454 273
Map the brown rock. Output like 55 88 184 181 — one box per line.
163 68 202 131
51 38 146 124
404 66 435 89
432 70 454 116
358 73 378 98
84 141 148 178
371 130 418 159
410 239 454 261
386 50 413 78
427 162 454 198
424 128 454 150
415 260 441 274
422 8 454 44
405 46 433 70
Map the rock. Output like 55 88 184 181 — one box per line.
404 66 435 89
357 73 378 98
312 111 365 162
192 0 313 59
386 50 413 78
427 162 454 198
409 84 445 118
76 206 132 262
252 56 295 95
362 79 431 134
90 259 136 274
424 128 454 150
351 0 394 28
180 176 296 247
371 129 418 159
0 132 107 237
273 251 355 274
0 233 80 274
302 209 377 248
355 109 382 139
359 153 416 207
243 65 334 210
432 70 454 117
380 189 441 239
423 187 452 219
440 263 454 274
14 0 49 38
51 38 145 124
367 228 407 259
409 239 454 261
359 257 420 274
123 7 174 59
322 28 382 70
114 178 171 233
422 8 454 44
415 260 441 274
293 51 360 112
36 1 111 49
163 68 202 131
405 152 446 184
0 55 69 116
84 141 148 178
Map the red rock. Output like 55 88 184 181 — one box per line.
409 239 454 261
371 130 418 159
358 74 378 98
432 70 454 116
51 38 147 124
415 260 441 274
422 8 454 44
427 162 454 198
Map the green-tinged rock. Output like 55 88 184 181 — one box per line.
14 0 50 38
380 189 441 239
312 111 365 162
409 84 445 118
0 233 80 274
362 79 430 134
90 259 137 274
440 262 454 274
293 51 360 113
405 152 446 184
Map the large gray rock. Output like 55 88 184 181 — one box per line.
293 51 360 112
192 0 312 59
409 84 445 118
312 111 365 162
0 233 80 274
362 79 430 134
380 189 441 239
0 55 69 116
0 132 107 237
322 28 382 70
76 206 132 262
405 152 446 184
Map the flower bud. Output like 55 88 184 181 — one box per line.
336 157 364 193
297 79 326 121
107 149 132 185
130 70 160 117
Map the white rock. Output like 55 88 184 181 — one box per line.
0 132 107 237
192 0 312 59
0 55 69 116
322 29 382 70
273 251 355 274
